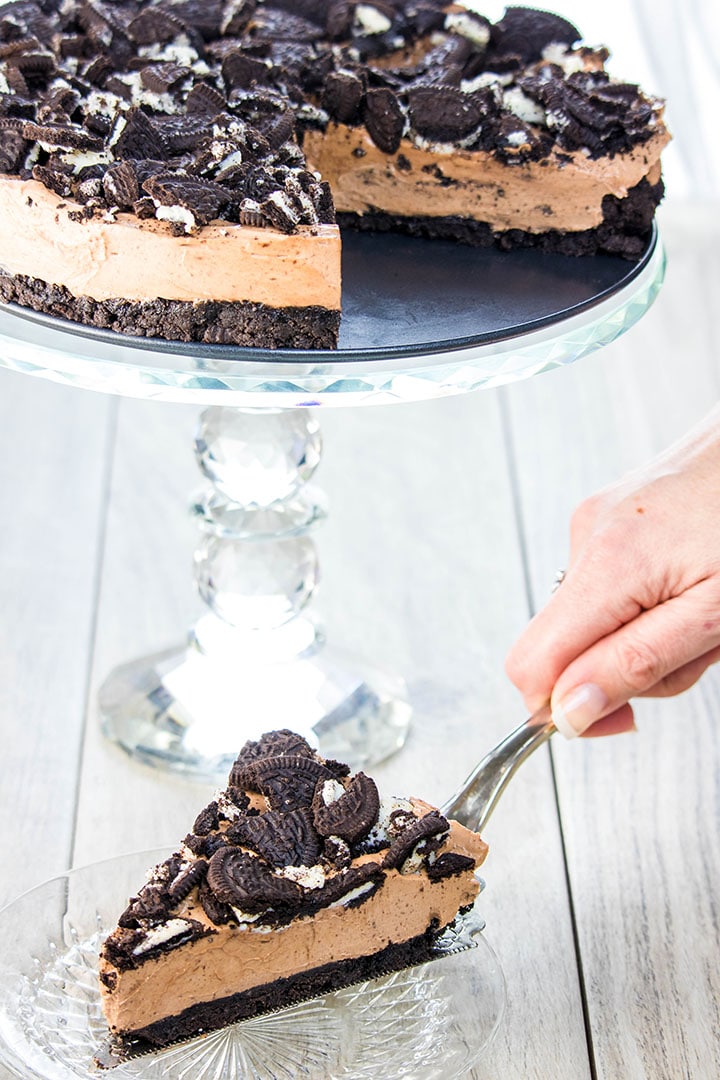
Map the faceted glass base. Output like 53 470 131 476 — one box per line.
98 625 411 782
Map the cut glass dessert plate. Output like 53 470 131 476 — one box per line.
0 849 506 1080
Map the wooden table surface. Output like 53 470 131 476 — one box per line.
1 202 718 1080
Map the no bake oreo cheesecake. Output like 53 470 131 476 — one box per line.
0 1 669 347
98 729 488 1057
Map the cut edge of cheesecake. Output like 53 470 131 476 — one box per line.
0 176 342 350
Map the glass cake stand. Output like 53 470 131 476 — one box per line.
0 228 665 780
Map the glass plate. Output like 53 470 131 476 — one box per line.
0 849 506 1080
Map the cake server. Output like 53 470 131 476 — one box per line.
440 704 555 831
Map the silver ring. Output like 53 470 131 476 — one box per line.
551 569 566 593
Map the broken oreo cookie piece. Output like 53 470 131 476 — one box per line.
322 70 365 124
227 806 323 868
167 859 209 903
206 847 304 912
21 119 103 151
232 729 315 771
490 6 580 63
231 753 333 811
408 85 481 142
312 771 380 846
102 160 140 207
382 810 450 870
143 172 229 226
426 851 476 882
363 87 404 154
113 107 167 160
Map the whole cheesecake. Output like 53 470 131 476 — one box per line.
0 2 670 348
98 729 488 1058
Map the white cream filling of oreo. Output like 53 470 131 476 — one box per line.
133 919 194 956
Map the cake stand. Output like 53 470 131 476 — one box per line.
0 228 665 781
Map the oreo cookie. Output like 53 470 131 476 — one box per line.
231 753 333 811
193 801 220 836
142 172 229 225
489 7 580 63
382 811 449 870
185 82 227 114
311 862 385 909
167 859 209 903
31 163 72 197
206 847 304 912
113 107 167 160
0 128 26 171
363 87 404 154
322 70 364 124
426 852 475 882
312 771 380 845
222 51 271 90
118 883 170 928
127 7 187 47
227 807 323 868
21 120 103 150
198 879 235 925
140 62 191 95
102 160 140 207
232 730 315 772
407 86 481 142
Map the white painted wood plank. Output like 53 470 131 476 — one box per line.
72 391 593 1078
71 398 203 864
0 371 111 911
504 214 720 1079
0 373 111 1080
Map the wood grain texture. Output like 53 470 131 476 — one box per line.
0 371 112 910
504 208 720 1079
71 398 205 865
0 373 112 1080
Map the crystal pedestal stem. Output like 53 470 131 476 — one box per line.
99 406 411 781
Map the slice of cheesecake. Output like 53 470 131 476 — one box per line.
98 729 488 1058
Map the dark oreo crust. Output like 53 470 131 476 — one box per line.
105 921 451 1053
0 271 340 348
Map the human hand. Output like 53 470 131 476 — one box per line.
505 405 720 738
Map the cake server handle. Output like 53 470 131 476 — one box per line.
439 705 555 833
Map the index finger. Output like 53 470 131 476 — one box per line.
505 558 645 711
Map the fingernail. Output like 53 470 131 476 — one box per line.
552 684 608 739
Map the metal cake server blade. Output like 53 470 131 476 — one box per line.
440 704 555 832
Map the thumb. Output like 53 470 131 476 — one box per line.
550 583 720 737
